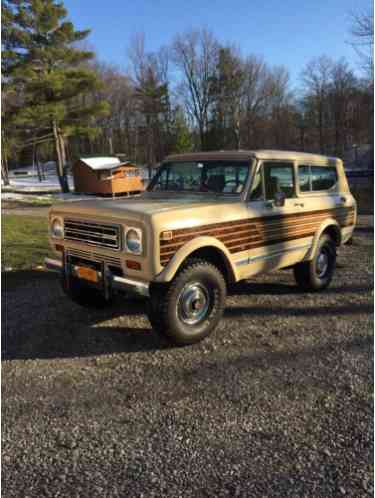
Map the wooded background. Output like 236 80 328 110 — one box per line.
2 0 373 192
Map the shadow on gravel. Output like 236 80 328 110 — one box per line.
181 335 373 382
3 270 173 361
225 303 373 318
229 281 371 296
3 269 373 362
355 225 374 234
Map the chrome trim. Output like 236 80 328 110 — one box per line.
64 218 121 251
50 216 64 239
44 257 63 271
177 281 210 325
235 257 250 267
112 276 149 297
235 243 311 267
124 226 143 255
67 248 122 267
44 258 149 297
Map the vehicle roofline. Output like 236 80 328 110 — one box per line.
164 150 342 164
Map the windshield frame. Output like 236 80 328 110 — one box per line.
147 159 254 199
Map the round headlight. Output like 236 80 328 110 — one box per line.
51 218 63 238
126 228 141 254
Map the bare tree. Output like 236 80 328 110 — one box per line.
240 56 278 148
266 66 297 148
350 9 374 80
329 60 356 155
301 56 334 153
172 29 219 150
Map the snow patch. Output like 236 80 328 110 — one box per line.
80 157 122 170
3 175 74 193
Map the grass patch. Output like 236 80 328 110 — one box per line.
2 215 52 270
16 197 54 207
3 196 54 208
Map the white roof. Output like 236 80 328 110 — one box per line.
80 157 122 171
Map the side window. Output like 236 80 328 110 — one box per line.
248 167 263 201
263 162 295 200
311 166 337 191
153 168 168 190
298 165 310 192
205 163 249 193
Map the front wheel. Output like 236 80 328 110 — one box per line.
147 258 227 345
293 234 336 291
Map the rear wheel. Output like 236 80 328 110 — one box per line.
147 258 226 345
293 234 336 291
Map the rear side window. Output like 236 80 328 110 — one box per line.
298 165 337 192
311 166 337 191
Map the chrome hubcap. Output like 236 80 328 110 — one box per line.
316 250 329 278
178 282 210 325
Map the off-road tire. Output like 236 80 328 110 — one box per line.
293 234 336 291
147 258 226 345
62 276 112 308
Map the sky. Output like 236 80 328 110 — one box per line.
64 0 369 88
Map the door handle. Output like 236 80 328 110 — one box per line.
336 196 347 207
294 202 304 208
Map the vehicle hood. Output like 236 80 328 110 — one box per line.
50 193 243 223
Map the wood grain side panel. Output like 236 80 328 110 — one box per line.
159 207 355 266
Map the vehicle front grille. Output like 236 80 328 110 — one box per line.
64 219 121 250
67 248 122 268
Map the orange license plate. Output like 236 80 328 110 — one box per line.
76 266 99 283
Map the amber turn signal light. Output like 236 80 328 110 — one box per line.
126 260 141 270
160 230 173 241
55 244 64 253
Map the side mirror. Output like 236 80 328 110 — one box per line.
274 191 286 207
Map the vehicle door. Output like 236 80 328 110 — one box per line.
240 160 312 277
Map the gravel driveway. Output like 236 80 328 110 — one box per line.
2 218 373 497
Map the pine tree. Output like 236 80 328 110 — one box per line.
209 47 245 149
173 107 192 153
2 0 109 192
134 65 170 176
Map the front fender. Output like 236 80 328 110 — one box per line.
305 219 341 261
154 236 239 283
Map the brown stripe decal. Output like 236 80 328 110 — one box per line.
159 206 355 266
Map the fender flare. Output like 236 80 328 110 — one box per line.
154 236 239 283
305 219 341 260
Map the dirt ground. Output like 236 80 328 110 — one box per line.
2 217 373 497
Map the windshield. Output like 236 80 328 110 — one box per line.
148 160 251 195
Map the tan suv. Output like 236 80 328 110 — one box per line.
45 150 356 345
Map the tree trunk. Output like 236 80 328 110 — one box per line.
1 132 10 186
1 155 9 186
199 123 205 151
334 117 341 156
233 116 241 149
300 127 305 151
318 99 325 154
33 141 43 183
53 120 69 193
36 145 46 181
59 134 70 191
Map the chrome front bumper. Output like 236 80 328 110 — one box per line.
44 257 149 297
45 257 63 271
